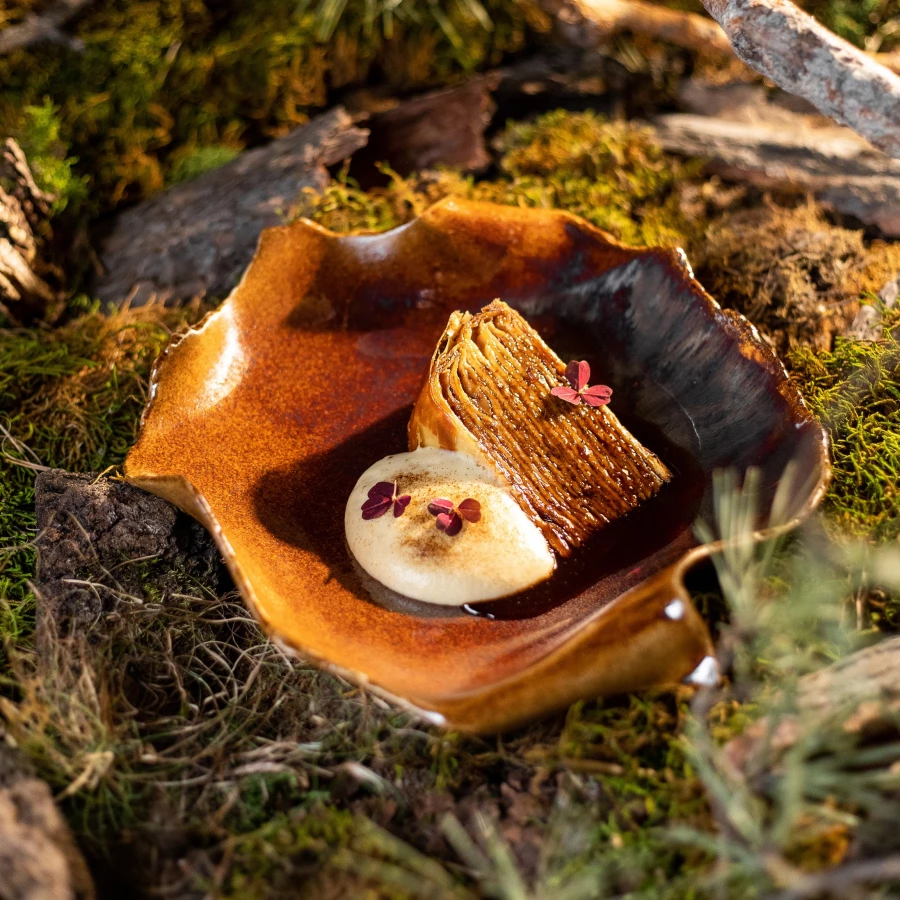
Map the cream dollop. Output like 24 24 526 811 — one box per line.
345 447 555 606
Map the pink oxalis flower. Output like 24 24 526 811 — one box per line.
427 497 481 536
550 360 612 407
361 482 411 520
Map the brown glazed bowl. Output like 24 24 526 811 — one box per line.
124 198 829 733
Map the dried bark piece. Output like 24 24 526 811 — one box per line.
34 470 221 638
653 111 900 238
701 0 900 159
0 139 57 321
726 635 900 773
409 300 670 556
0 743 95 900
94 107 369 307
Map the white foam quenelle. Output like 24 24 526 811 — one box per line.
345 447 555 605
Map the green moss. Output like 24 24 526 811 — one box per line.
209 805 472 899
0 304 202 658
789 316 900 542
15 100 89 215
0 0 538 215
2 96 897 894
302 111 705 248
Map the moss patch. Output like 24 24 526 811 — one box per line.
301 110 707 249
0 283 721 896
2 94 900 895
790 316 900 543
0 302 204 652
690 200 900 355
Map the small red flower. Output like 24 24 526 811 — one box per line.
361 482 412 520
427 497 481 536
550 360 612 407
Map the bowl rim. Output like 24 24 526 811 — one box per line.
125 196 832 732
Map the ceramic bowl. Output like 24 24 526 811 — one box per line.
124 198 829 732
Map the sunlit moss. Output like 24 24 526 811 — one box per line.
1 79 899 892
301 110 706 248
691 200 900 355
14 100 89 214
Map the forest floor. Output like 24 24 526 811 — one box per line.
4 2 900 898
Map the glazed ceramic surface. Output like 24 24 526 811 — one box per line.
124 198 830 732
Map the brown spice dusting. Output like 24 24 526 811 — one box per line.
402 503 452 561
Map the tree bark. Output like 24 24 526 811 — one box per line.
348 77 497 185
0 139 57 321
701 0 900 159
34 469 222 644
726 635 900 771
652 110 900 237
94 107 369 307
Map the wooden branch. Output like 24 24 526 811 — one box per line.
702 0 900 159
652 110 900 237
538 0 734 56
538 0 900 151
94 107 369 307
0 0 93 56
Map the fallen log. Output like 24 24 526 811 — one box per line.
652 111 900 237
94 107 369 307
